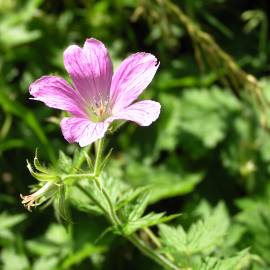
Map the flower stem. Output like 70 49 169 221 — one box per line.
79 138 181 270
127 234 181 270
94 139 103 176
143 227 162 248
77 182 181 270
63 173 95 180
99 182 121 225
101 188 180 270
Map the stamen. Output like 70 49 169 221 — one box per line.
20 182 57 211
86 98 111 122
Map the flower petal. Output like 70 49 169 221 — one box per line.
110 53 159 112
63 38 113 105
29 75 86 117
60 117 109 147
108 100 161 126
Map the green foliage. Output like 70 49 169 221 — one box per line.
119 187 180 235
1 0 270 269
70 172 179 236
158 203 230 267
122 160 202 203
0 0 43 48
199 249 252 270
25 221 108 270
235 189 270 266
1 248 30 270
178 87 241 149
0 212 26 245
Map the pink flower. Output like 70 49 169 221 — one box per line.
30 38 161 146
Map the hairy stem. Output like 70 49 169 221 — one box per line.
127 234 181 270
63 173 95 181
143 227 162 248
94 139 104 176
77 181 181 270
79 138 182 270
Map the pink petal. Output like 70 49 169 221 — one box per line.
29 76 86 117
64 38 113 105
107 100 161 126
60 117 109 147
110 53 159 113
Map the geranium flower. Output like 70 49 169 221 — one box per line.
30 38 160 146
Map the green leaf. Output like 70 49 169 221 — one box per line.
70 174 127 216
62 243 106 269
116 186 150 211
26 223 69 257
0 212 26 230
159 202 230 264
198 249 252 270
1 248 29 270
72 146 92 171
155 94 181 153
0 0 43 48
125 190 150 221
32 256 59 270
124 161 202 203
235 192 270 265
178 87 241 149
57 151 73 173
0 213 26 244
122 212 180 236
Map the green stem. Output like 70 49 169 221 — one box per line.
94 139 103 176
143 227 162 248
63 173 95 180
77 138 181 270
77 182 180 270
99 183 121 225
128 234 180 270
143 227 176 262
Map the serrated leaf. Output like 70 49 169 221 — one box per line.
235 193 270 265
198 249 252 270
155 94 181 152
125 161 203 203
70 175 127 216
57 151 73 173
71 145 91 172
122 213 180 236
127 191 150 221
178 87 241 149
116 186 150 211
159 202 230 264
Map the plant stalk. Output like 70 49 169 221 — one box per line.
79 138 182 270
